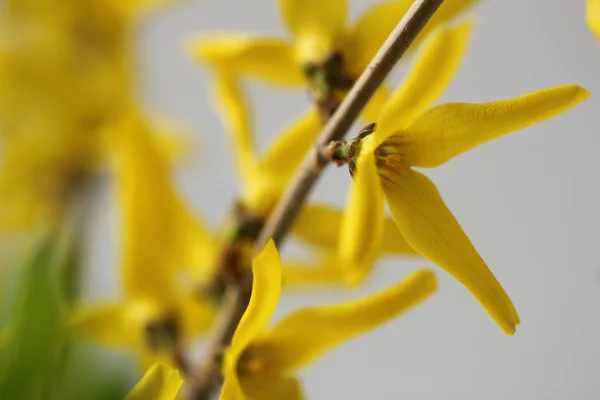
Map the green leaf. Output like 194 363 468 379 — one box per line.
0 230 79 399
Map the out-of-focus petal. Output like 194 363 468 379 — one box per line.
347 0 478 75
280 0 347 39
282 254 347 287
257 269 437 370
177 295 216 340
219 375 246 400
259 109 322 185
125 363 182 400
361 84 391 124
402 85 590 168
212 75 258 187
243 110 322 216
241 376 304 400
338 146 384 283
280 0 348 63
381 168 519 335
292 203 417 255
115 116 211 300
587 0 600 42
190 35 304 85
68 303 142 347
376 21 473 145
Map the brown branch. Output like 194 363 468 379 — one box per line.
189 0 445 398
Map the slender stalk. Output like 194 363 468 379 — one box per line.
189 0 445 398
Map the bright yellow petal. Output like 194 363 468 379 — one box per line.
212 75 258 187
229 240 282 355
258 269 437 370
587 0 600 42
68 303 142 347
347 0 479 75
381 168 519 335
376 21 474 145
280 0 348 62
292 203 417 255
402 85 590 168
126 363 182 400
190 35 304 85
338 145 384 284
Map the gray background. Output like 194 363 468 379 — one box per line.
84 0 600 398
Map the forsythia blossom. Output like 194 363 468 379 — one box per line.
220 240 437 399
336 48 589 334
191 0 478 121
70 114 216 369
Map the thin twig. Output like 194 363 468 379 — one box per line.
189 0 445 398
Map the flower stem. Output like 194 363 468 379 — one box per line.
188 0 446 398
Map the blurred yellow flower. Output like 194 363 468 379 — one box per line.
70 114 216 369
588 0 600 42
336 26 589 334
191 0 478 121
0 0 133 233
220 240 437 399
126 363 182 400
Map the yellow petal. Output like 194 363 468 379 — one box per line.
219 375 247 400
587 0 600 42
338 146 384 284
381 168 519 335
126 363 182 400
115 115 212 300
347 0 479 75
190 35 304 85
243 110 322 216
280 0 347 39
403 85 590 168
241 376 304 400
259 269 437 370
229 240 282 357
258 109 322 185
376 21 474 145
282 254 348 287
292 203 417 255
360 84 391 124
177 295 217 339
212 75 258 187
68 303 142 347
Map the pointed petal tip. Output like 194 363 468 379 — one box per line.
573 85 591 100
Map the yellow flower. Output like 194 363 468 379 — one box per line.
191 0 477 95
70 114 216 368
588 0 600 42
191 0 477 125
126 363 182 400
0 0 134 233
335 26 590 334
220 240 437 400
